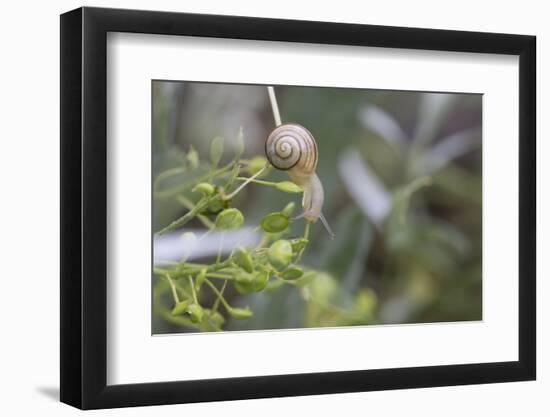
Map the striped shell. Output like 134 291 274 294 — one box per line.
265 123 318 177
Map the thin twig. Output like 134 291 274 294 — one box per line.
267 86 282 127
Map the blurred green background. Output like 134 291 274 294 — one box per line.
152 81 482 333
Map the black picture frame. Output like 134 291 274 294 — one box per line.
60 6 536 410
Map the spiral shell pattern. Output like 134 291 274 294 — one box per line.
265 123 318 176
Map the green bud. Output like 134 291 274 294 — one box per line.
235 126 245 157
192 182 215 196
281 202 296 217
234 247 254 273
260 212 289 233
275 181 303 193
215 208 244 230
207 198 225 214
210 136 224 167
281 266 304 280
186 146 199 170
252 271 269 291
228 306 253 319
290 238 309 253
268 239 293 270
171 300 191 316
186 303 204 323
246 156 268 176
195 268 207 291
234 270 269 294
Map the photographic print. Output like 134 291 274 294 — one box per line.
152 81 482 334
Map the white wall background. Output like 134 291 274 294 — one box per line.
0 0 546 415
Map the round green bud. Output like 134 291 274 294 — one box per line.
275 181 303 193
207 198 225 214
268 239 293 270
215 208 244 230
252 271 269 292
281 265 304 280
192 182 215 196
260 212 289 233
234 247 254 273
234 270 268 294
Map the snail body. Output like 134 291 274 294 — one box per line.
265 123 332 237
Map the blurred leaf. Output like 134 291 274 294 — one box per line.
412 93 457 147
419 127 482 174
338 148 391 226
358 105 408 151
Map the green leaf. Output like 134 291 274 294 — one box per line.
215 208 244 230
260 212 289 233
210 136 224 167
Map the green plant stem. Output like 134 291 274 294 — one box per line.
176 195 215 229
154 161 234 199
155 196 212 236
204 279 232 313
224 165 267 200
165 274 180 304
153 166 187 194
235 177 277 187
154 257 235 278
296 221 311 262
212 280 227 313
206 272 235 280
188 276 198 303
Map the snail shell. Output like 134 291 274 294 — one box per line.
265 123 318 180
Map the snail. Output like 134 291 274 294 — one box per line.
265 123 334 238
